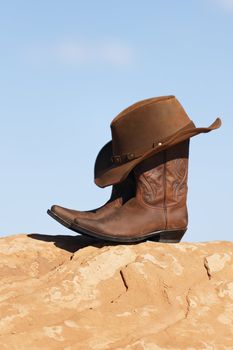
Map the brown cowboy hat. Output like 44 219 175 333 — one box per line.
94 95 221 188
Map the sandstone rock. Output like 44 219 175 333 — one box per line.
0 234 233 349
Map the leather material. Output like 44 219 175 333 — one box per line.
94 96 221 188
50 172 135 222
74 140 190 239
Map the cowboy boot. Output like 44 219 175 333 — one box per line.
72 139 189 243
47 172 135 231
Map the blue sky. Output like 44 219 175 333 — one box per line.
0 0 232 241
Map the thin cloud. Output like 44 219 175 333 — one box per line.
213 0 233 11
26 39 133 67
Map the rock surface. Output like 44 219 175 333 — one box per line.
0 234 233 349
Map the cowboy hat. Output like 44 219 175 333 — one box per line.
94 95 221 188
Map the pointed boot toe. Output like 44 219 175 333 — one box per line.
48 205 82 229
50 205 66 216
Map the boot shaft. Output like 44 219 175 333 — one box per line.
165 140 189 206
134 140 190 229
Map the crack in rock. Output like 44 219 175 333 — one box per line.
185 288 191 319
162 285 171 305
110 269 129 304
120 270 128 291
204 257 212 280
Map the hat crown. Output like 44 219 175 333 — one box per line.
111 96 192 156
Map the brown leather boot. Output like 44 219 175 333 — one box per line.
47 172 135 231
72 140 190 243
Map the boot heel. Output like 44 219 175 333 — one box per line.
159 229 186 243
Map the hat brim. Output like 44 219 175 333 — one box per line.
94 117 221 188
